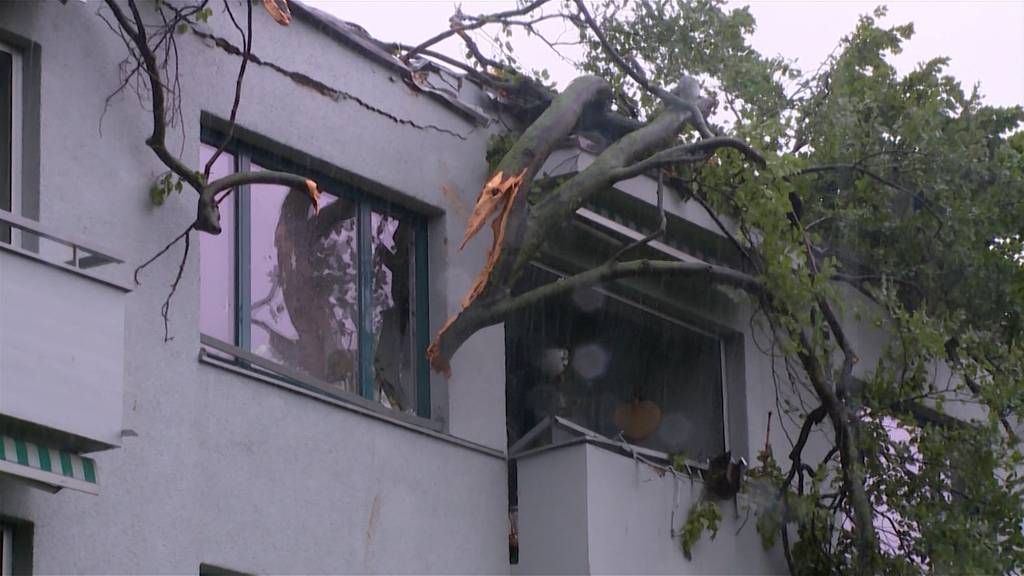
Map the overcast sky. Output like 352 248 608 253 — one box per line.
304 0 1023 108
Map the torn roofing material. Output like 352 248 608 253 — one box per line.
289 1 491 126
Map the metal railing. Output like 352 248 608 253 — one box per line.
0 210 131 290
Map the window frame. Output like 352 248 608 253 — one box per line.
0 39 21 216
199 133 432 419
0 523 11 576
510 260 733 458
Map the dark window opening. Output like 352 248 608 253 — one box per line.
0 519 32 576
506 264 726 459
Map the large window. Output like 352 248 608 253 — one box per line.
506 264 726 460
199 142 431 418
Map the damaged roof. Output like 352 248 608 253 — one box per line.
290 1 491 126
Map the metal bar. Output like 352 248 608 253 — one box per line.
0 239 131 291
357 203 374 400
719 339 731 453
575 207 701 264
414 219 431 418
236 154 251 350
0 210 126 264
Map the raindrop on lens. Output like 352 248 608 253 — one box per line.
572 342 609 379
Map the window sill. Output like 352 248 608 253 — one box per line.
198 335 504 459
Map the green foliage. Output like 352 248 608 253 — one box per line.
486 131 521 173
680 499 721 560
149 172 184 206
493 0 1024 572
192 4 213 24
576 2 1024 572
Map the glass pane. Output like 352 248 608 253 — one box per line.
506 265 725 460
370 208 416 412
0 50 12 243
198 145 236 343
249 165 359 395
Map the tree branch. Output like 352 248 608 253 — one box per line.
945 340 1020 444
429 258 762 373
572 0 714 138
203 0 252 179
783 404 828 491
400 0 552 63
520 93 695 273
196 170 319 234
612 136 766 181
605 170 666 263
103 0 204 193
793 330 878 575
160 227 192 342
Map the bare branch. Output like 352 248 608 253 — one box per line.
203 0 252 179
197 169 318 234
429 258 762 372
612 136 767 181
690 187 760 270
134 223 196 285
401 0 552 63
783 404 828 491
572 0 714 138
605 170 666 263
160 227 192 342
102 0 204 192
945 340 1020 444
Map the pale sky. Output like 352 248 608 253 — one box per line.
304 0 1024 108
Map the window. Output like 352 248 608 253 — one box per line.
506 264 727 461
0 41 21 243
0 524 10 576
199 142 431 418
0 520 30 576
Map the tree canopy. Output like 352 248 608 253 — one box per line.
99 0 1024 573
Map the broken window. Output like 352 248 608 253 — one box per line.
198 142 430 418
506 264 726 461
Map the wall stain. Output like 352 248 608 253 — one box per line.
363 492 382 571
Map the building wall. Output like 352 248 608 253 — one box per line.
515 443 788 575
0 2 509 573
514 443 591 575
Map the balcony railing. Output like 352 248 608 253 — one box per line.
0 210 130 290
0 210 129 451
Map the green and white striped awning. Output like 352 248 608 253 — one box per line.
0 435 98 495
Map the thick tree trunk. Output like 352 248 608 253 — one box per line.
429 76 714 374
427 76 613 374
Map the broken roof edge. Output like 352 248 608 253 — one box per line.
290 1 492 126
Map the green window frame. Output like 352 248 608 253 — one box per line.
199 135 431 419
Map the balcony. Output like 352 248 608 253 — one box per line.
512 419 787 575
0 211 128 492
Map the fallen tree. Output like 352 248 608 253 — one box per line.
95 0 1024 573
